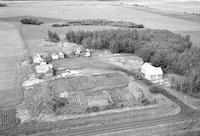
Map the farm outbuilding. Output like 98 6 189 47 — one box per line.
35 64 53 74
141 63 163 81
51 53 59 60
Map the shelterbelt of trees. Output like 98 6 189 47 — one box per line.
65 29 200 97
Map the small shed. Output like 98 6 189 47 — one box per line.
51 53 59 60
75 47 82 56
58 52 64 59
141 63 163 81
84 49 91 57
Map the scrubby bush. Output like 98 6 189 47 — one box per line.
48 31 60 42
52 23 69 27
0 3 7 7
135 24 144 28
141 98 150 105
86 106 99 113
20 18 43 25
149 85 165 94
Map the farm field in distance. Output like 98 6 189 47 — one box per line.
1 0 200 136
1 0 200 46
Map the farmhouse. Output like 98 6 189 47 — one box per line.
141 63 163 81
33 53 44 64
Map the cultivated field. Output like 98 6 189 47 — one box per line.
122 0 200 13
0 22 27 108
1 0 200 45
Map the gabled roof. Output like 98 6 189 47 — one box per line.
142 63 163 75
36 64 53 74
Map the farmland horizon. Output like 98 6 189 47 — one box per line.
1 0 200 46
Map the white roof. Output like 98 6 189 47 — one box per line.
142 63 163 75
36 64 53 74
58 52 64 55
51 53 59 59
142 62 154 69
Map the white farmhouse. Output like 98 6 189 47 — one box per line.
141 63 163 81
33 53 44 64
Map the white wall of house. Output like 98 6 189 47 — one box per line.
141 63 163 81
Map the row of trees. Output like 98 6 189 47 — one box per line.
52 19 144 28
65 29 200 96
20 18 43 25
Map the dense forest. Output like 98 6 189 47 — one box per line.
65 29 200 97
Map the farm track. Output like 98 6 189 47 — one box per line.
34 66 200 136
47 113 200 136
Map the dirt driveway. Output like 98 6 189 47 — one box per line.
0 22 27 108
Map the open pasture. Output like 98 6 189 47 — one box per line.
0 1 199 31
0 22 27 108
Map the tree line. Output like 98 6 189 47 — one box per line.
65 29 200 97
20 18 43 25
52 19 144 28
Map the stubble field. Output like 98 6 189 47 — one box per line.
0 22 27 108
